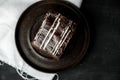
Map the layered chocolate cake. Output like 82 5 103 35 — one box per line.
32 10 77 60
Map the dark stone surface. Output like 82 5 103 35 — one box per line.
59 0 120 80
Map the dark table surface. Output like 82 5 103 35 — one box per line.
0 0 120 80
59 0 120 80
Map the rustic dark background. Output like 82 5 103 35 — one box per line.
0 0 120 80
59 0 120 80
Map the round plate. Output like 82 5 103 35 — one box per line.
15 0 90 73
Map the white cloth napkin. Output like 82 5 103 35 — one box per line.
0 0 82 80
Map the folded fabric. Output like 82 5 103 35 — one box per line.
0 0 82 80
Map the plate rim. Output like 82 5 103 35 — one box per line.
15 0 90 73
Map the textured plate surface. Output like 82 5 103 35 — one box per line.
15 0 90 73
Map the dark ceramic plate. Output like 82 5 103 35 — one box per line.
15 0 90 73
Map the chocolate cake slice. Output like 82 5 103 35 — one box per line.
32 10 77 60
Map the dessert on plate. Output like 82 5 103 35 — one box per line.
32 10 77 60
